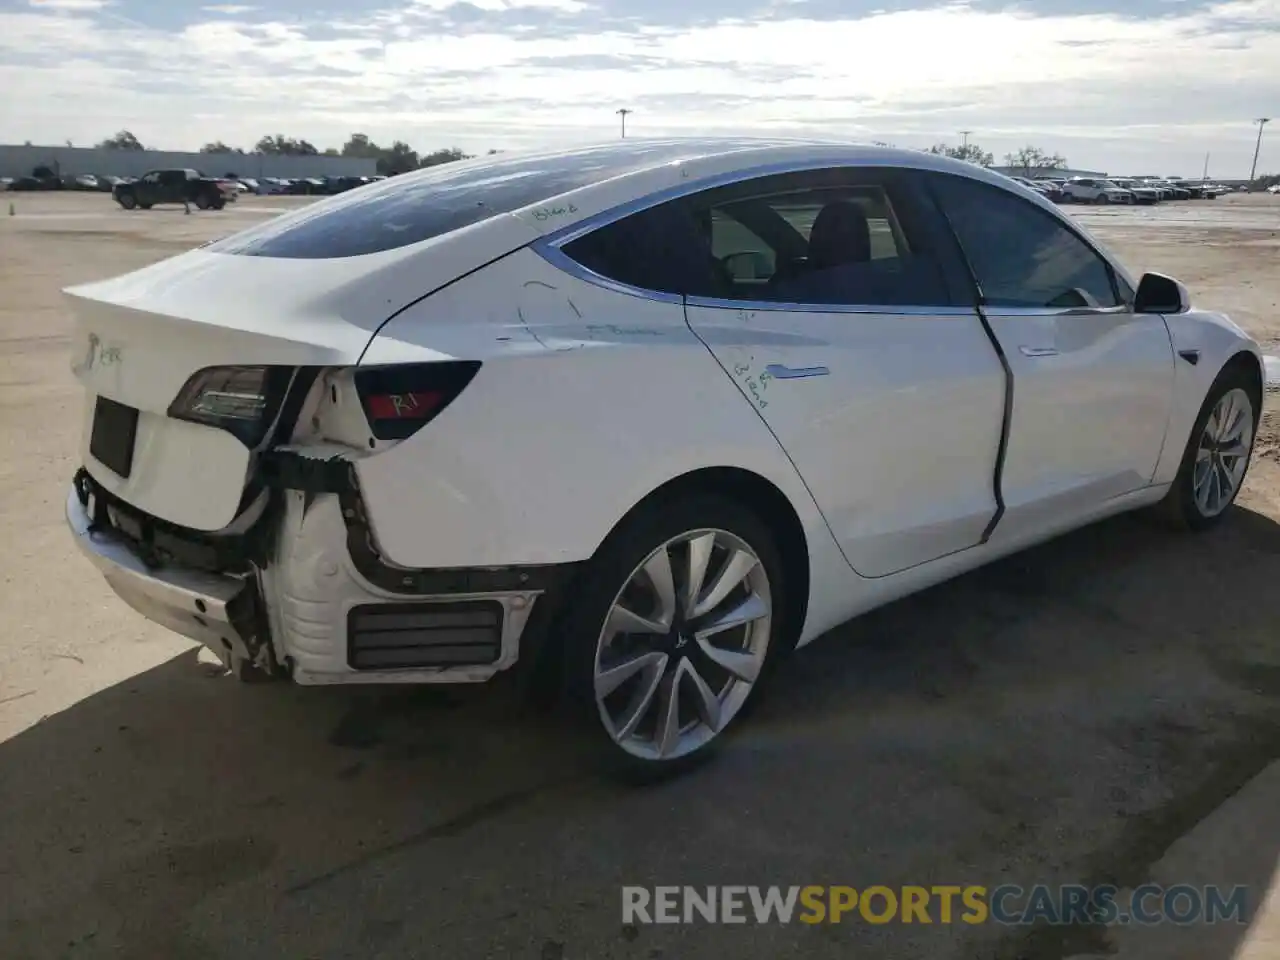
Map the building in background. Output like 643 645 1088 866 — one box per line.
0 144 376 180
990 165 1109 179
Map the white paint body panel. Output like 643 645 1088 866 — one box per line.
983 309 1176 543
62 139 1266 681
683 303 1004 577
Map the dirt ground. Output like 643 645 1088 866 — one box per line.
1 190 1279 960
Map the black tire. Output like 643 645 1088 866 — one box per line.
1153 363 1259 531
117 193 136 210
557 493 790 783
138 202 152 210
194 193 212 210
212 199 226 210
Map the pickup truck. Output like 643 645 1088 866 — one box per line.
113 169 238 210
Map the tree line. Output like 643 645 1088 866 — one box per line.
95 129 496 176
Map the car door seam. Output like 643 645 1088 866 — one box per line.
919 176 1013 545
679 298 858 576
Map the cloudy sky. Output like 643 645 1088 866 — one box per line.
1 0 1278 176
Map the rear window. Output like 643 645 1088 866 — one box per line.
205 142 736 259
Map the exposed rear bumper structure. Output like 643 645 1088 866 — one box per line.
66 470 576 686
65 487 261 669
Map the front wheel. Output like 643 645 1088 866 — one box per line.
1154 366 1258 531
117 193 137 210
560 494 788 781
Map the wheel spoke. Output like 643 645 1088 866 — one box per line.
1209 461 1224 512
681 660 722 733
1219 440 1250 460
691 549 758 619
1194 460 1213 511
694 591 770 639
642 547 677 631
655 672 683 757
683 533 716 619
613 655 667 740
607 603 667 637
1215 394 1235 441
694 634 762 683
596 650 667 698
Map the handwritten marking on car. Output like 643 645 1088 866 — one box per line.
732 357 771 409
531 203 579 222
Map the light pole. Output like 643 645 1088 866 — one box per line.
960 130 972 150
1249 118 1270 185
617 108 631 139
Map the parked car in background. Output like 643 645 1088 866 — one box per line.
1268 184 1280 194
113 169 239 210
1174 180 1220 199
71 174 101 191
237 178 261 194
63 139 1265 778
1061 178 1133 204
0 177 13 191
1111 179 1161 205
1031 179 1065 202
9 169 64 191
1141 179 1190 200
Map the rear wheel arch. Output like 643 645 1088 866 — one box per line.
620 466 812 646
517 465 812 705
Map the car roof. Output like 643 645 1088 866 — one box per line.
206 137 1075 261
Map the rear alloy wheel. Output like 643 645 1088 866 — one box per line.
562 496 786 780
195 193 212 210
1155 368 1257 530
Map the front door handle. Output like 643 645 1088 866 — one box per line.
1018 345 1058 357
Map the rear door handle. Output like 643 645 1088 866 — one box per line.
764 363 830 379
1018 346 1058 357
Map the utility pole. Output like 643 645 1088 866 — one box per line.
1202 152 1210 182
960 130 972 149
617 108 631 139
1249 118 1270 185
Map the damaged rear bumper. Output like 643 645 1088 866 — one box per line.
65 485 263 669
67 460 580 686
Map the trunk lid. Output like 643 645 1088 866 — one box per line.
67 214 539 532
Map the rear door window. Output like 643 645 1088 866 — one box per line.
206 142 743 259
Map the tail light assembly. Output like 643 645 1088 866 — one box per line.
353 361 481 441
168 365 295 447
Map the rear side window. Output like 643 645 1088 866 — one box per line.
562 167 962 307
205 142 733 259
928 173 1120 309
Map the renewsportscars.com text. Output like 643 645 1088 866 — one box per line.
621 884 1249 926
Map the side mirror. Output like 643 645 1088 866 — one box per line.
1133 272 1190 314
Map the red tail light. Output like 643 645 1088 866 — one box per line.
169 365 295 446
353 361 480 440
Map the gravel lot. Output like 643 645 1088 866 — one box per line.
2 191 1279 960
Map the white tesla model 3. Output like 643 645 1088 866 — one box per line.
65 139 1263 776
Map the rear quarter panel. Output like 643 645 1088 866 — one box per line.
358 247 855 641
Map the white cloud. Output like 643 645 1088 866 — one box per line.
26 0 113 10
1 0 1278 175
201 4 259 13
